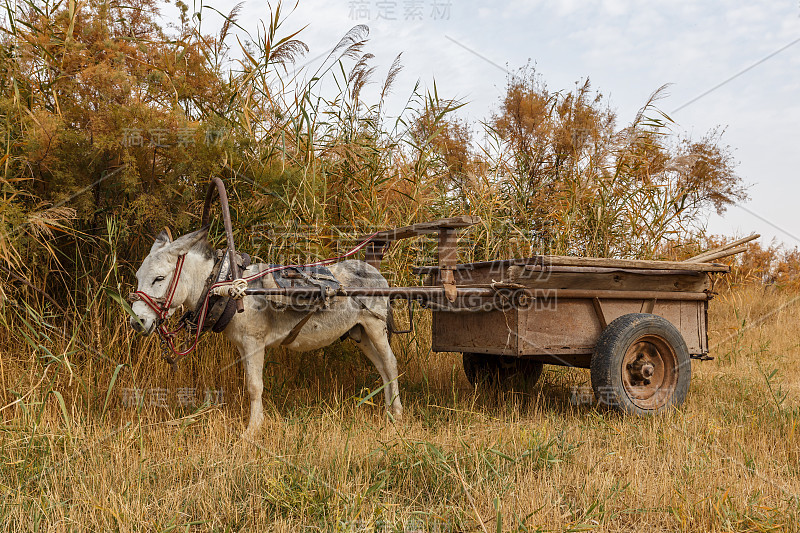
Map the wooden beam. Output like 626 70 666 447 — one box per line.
356 216 481 243
414 255 730 274
438 227 458 302
243 287 710 301
686 245 748 264
524 255 730 273
591 297 608 329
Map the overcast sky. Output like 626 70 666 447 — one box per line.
195 0 800 248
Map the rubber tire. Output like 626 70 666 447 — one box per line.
462 352 544 392
591 313 691 415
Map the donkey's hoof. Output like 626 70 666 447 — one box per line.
241 428 260 441
241 411 265 439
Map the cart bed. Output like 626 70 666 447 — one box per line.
414 256 728 368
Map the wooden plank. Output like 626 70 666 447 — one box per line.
432 309 518 355
591 298 608 329
526 255 729 272
527 289 708 301
523 265 708 275
357 215 481 243
681 301 698 352
684 233 759 262
419 267 711 294
516 300 601 358
686 245 747 263
414 255 729 274
508 269 710 293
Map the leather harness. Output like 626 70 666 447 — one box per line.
128 180 385 368
268 265 341 345
182 255 343 346
182 249 251 334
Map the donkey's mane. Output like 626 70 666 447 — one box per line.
187 238 214 261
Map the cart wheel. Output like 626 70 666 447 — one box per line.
591 313 691 415
462 353 544 391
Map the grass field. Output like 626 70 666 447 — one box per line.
1 283 799 532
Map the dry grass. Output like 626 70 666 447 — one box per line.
1 284 800 532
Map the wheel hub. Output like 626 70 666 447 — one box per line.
621 335 679 410
626 355 655 383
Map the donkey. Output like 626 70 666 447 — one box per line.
129 228 402 436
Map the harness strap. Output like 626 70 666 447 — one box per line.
211 295 239 333
130 254 186 319
183 251 251 334
280 311 316 346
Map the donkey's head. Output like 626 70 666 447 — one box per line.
129 227 212 334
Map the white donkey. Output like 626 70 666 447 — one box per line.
129 228 402 435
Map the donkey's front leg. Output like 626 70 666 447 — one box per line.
236 337 266 437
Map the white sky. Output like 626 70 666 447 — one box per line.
191 0 800 248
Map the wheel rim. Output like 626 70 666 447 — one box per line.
621 334 679 410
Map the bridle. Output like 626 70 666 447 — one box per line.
129 253 200 364
130 254 187 323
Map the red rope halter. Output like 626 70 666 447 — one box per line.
132 254 186 322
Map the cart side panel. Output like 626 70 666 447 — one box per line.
517 300 601 356
431 298 707 362
432 309 519 355
686 299 708 354
516 299 691 356
507 268 711 293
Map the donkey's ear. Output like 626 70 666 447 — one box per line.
150 228 173 253
167 226 210 256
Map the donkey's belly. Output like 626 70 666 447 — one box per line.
282 333 345 352
267 308 357 351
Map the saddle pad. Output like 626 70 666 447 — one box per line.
270 265 341 293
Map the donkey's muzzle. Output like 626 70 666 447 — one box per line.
129 314 155 335
130 316 146 333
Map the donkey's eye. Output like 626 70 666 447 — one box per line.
152 276 165 285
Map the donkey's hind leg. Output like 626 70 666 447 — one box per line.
355 318 403 418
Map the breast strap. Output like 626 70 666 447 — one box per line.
183 250 250 334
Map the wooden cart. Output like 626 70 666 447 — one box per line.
360 216 742 415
